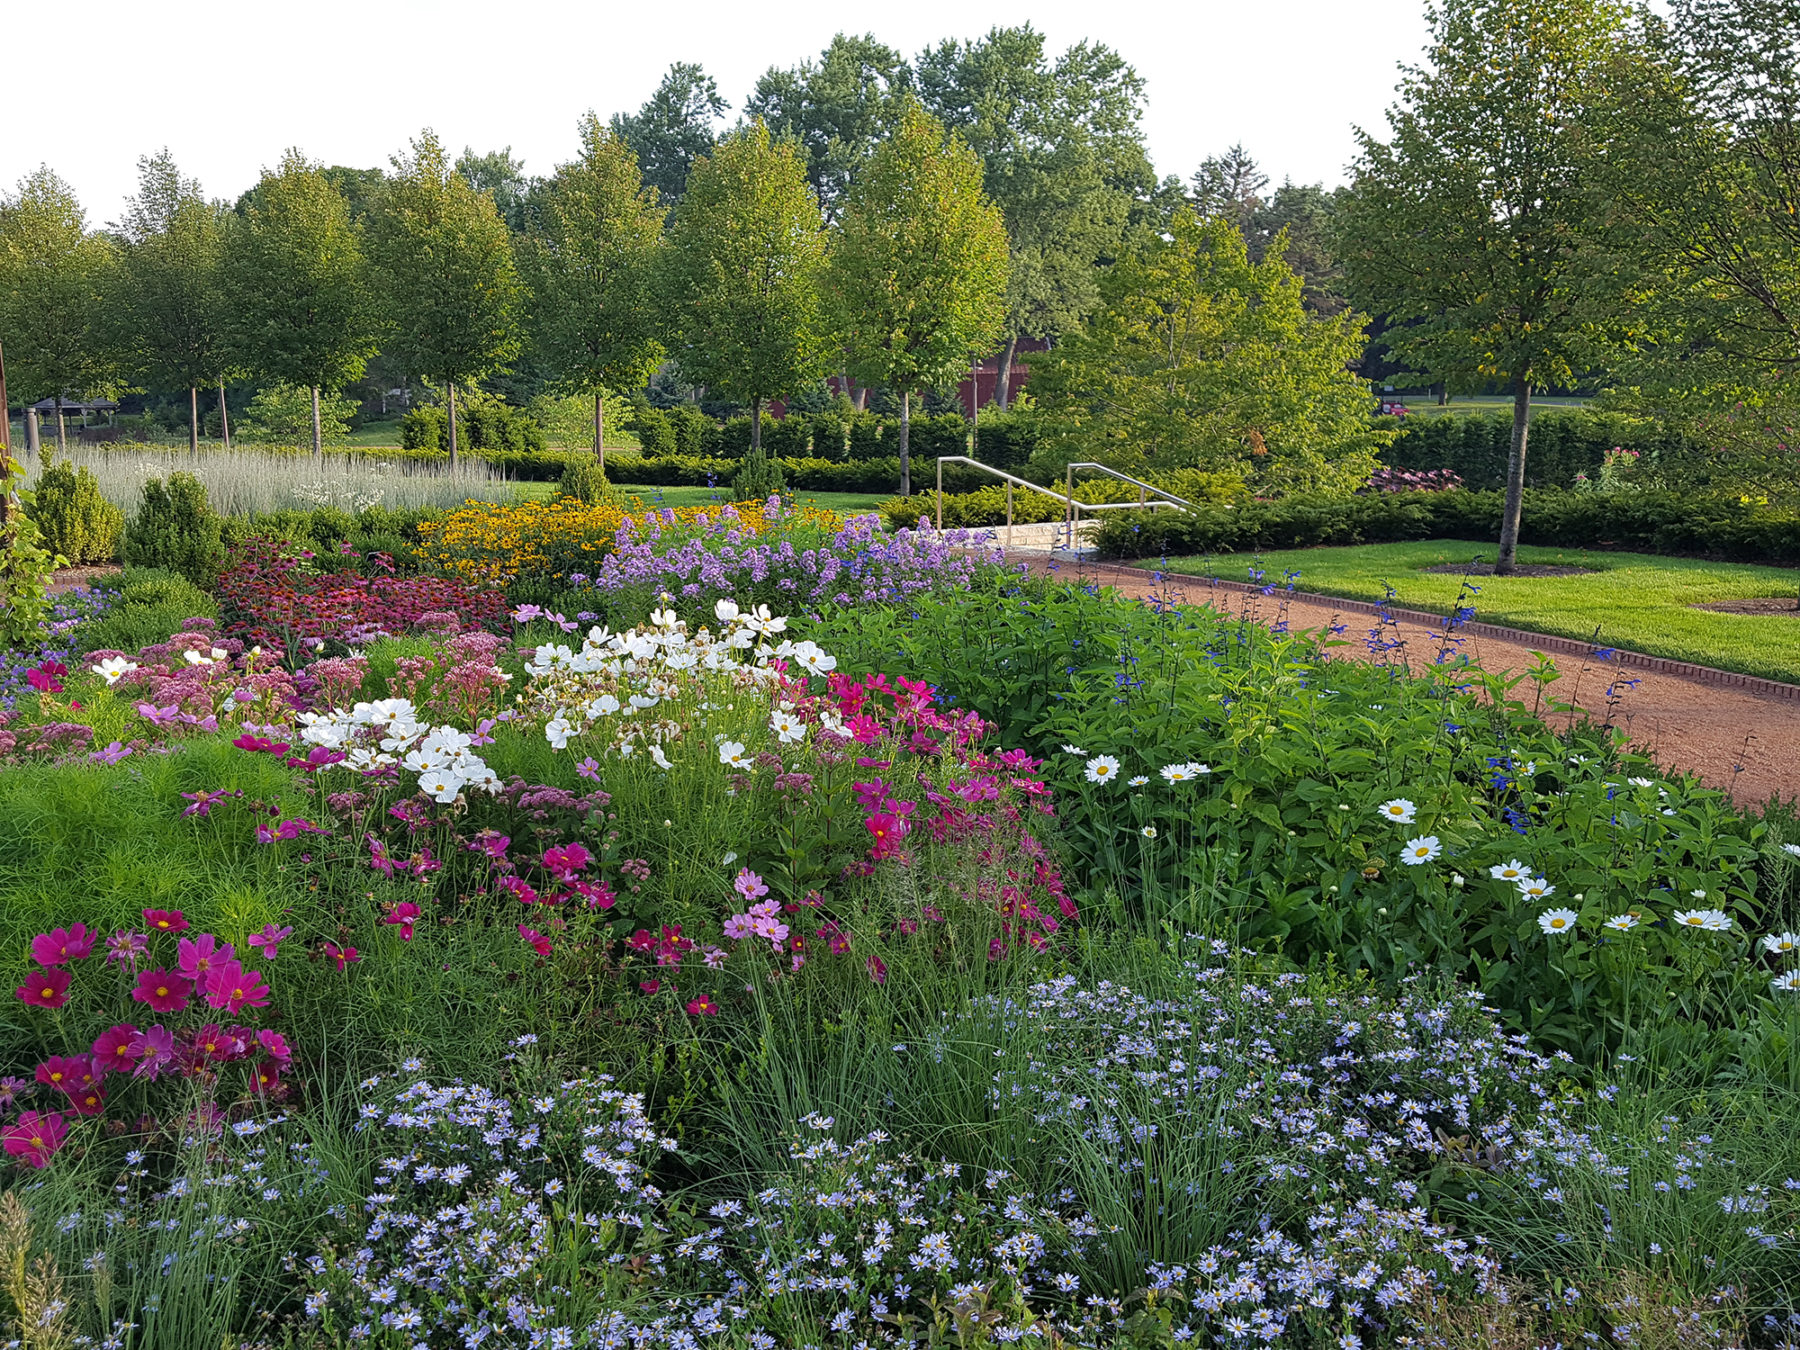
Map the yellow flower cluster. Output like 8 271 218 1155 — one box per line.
413 497 836 587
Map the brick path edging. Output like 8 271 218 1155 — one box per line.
1016 555 1800 703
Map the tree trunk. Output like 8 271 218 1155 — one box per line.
24 410 40 460
189 386 200 455
968 354 979 456
899 388 911 497
218 379 231 450
993 334 1019 411
1436 382 1449 407
447 385 459 469
594 390 605 475
751 396 762 452
1496 375 1531 575
310 386 323 458
54 397 67 454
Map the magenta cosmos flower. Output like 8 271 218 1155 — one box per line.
91 1024 142 1075
245 924 294 959
35 1057 99 1096
518 925 552 957
29 924 96 967
2 1112 68 1168
383 903 421 941
16 969 71 1008
143 909 188 935
203 961 270 1013
130 968 192 1013
177 934 235 981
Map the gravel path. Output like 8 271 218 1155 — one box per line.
1011 553 1800 808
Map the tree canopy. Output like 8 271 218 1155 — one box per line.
610 64 729 204
1030 210 1383 494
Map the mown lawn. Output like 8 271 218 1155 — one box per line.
1153 539 1800 684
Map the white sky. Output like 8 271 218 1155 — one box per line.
8 0 1430 221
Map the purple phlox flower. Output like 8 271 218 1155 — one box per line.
245 924 294 959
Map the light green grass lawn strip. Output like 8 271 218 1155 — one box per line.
1152 539 1800 685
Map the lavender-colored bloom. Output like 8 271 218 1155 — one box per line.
130 1025 176 1080
89 740 133 765
107 929 150 969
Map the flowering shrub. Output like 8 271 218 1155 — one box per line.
413 495 835 588
215 535 507 653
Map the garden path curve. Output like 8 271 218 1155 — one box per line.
1006 553 1800 808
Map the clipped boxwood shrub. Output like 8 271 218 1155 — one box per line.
123 472 226 587
28 458 125 564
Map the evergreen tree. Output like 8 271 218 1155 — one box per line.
610 64 729 204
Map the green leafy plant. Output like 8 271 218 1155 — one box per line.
26 458 124 564
122 472 225 587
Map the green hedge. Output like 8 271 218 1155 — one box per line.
1092 488 1800 565
1379 409 1696 489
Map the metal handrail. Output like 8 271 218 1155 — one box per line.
933 455 1192 550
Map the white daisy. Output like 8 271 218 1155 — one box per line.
1399 835 1442 866
1489 860 1531 882
1760 932 1800 955
1140 826 1157 839
1772 970 1800 994
1516 877 1556 901
1062 744 1086 756
1603 914 1639 932
1159 762 1210 783
1084 754 1121 784
1538 908 1579 935
1127 776 1149 786
1378 799 1417 824
1671 909 1732 932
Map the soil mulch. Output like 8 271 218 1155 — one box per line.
1007 551 1800 807
1420 562 1598 578
47 565 123 594
1692 597 1800 617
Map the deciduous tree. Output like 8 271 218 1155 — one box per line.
1335 0 1628 571
221 150 381 457
365 130 522 465
655 122 829 456
826 97 1009 495
520 115 665 474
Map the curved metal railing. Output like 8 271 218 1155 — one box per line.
934 456 1192 550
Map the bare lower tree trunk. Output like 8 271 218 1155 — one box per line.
218 379 231 449
993 334 1018 411
594 390 605 475
55 397 67 454
968 355 979 457
189 386 200 455
310 386 323 458
899 388 912 497
1496 375 1531 575
447 385 459 469
24 410 40 459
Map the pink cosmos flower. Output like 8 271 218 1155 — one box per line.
518 925 552 957
245 924 294 959
26 663 65 693
106 930 149 968
35 1057 99 1095
190 1024 245 1064
702 946 727 969
251 1059 284 1095
130 1025 175 1080
866 955 887 985
322 942 360 972
177 934 235 982
130 967 192 1013
256 1029 293 1068
722 914 755 941
638 979 660 995
17 968 72 1008
231 734 291 755
685 995 719 1016
203 961 270 1014
2 1112 68 1168
91 1024 143 1075
383 902 422 941
542 843 590 879
65 1083 106 1116
143 909 188 934
30 924 96 967
732 868 769 903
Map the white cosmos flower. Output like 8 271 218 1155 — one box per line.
1489 859 1531 882
1378 799 1417 824
1084 754 1121 784
1628 776 1655 788
92 656 138 684
650 744 673 770
718 740 750 768
650 608 680 629
628 694 659 711
1062 744 1086 756
1128 776 1149 786
1160 762 1209 782
545 717 575 749
417 770 461 803
588 693 621 717
1516 877 1556 901
789 640 837 674
1538 908 1579 935
714 599 741 624
1772 970 1800 994
1759 931 1800 955
1782 843 1800 858
1672 909 1732 932
1603 914 1640 932
770 711 806 744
